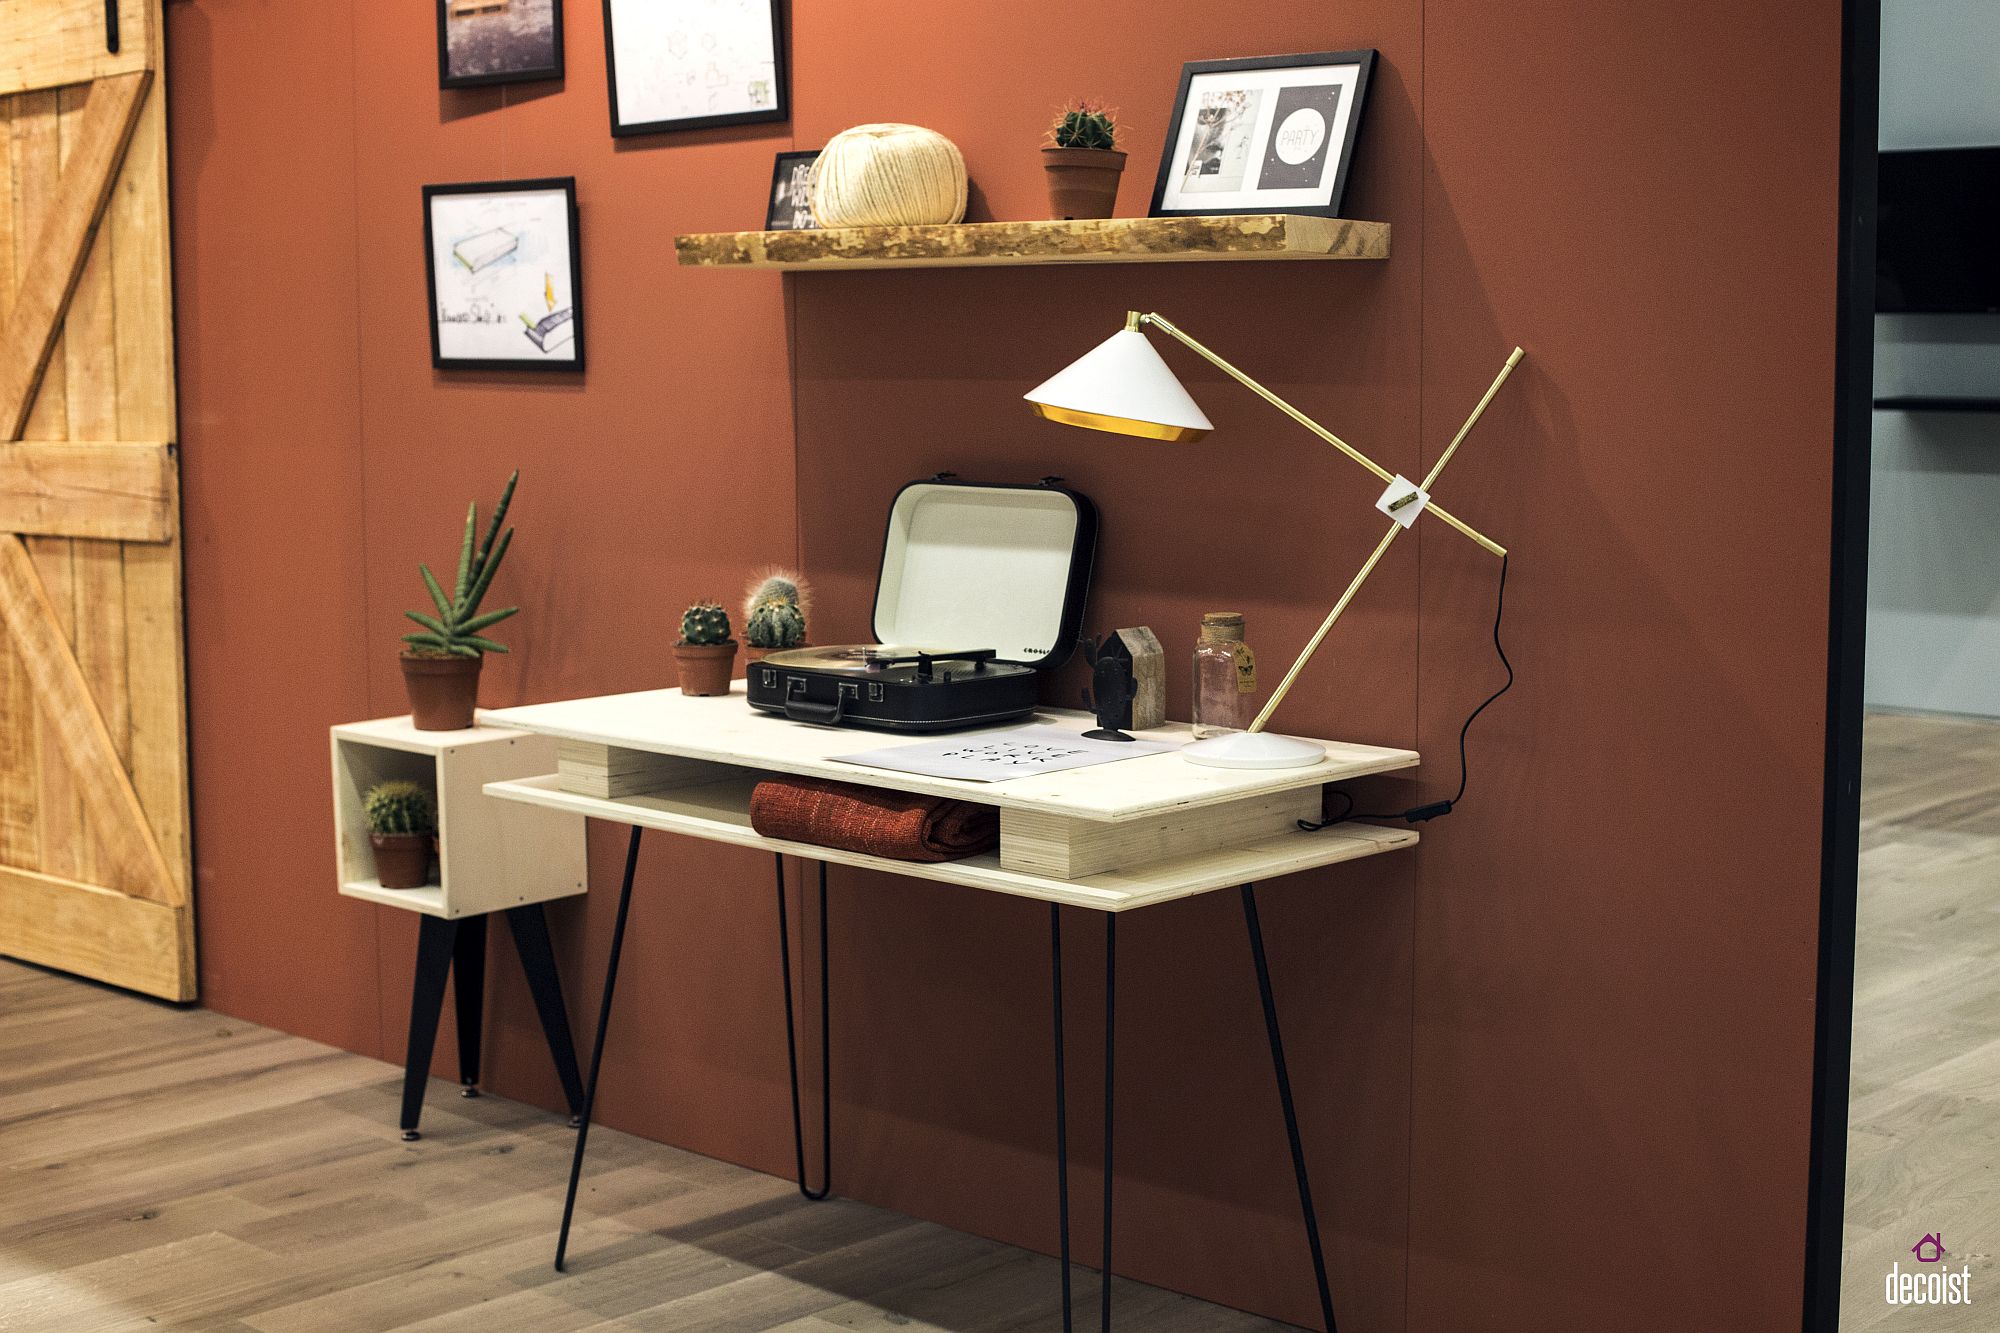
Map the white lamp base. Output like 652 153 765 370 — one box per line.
1180 730 1327 770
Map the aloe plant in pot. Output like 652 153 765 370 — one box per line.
1043 100 1125 220
365 779 437 889
401 471 519 731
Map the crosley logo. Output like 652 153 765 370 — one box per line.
1885 1232 1973 1306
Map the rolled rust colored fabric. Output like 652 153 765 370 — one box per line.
749 776 998 862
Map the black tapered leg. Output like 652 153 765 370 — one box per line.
1242 883 1337 1333
1051 904 1073 1333
504 904 587 1124
452 914 487 1097
776 855 832 1201
1100 912 1117 1332
400 915 459 1141
554 826 644 1272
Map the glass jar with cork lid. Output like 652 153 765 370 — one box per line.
1192 612 1258 738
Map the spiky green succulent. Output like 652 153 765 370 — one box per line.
1049 100 1118 150
680 602 732 645
402 471 520 658
364 780 436 836
742 573 808 649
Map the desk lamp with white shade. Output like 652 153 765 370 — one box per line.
1025 310 1522 770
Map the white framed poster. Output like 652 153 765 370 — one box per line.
423 178 584 372
1150 50 1376 219
602 0 788 137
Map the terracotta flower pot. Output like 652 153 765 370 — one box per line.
1042 147 1126 220
370 832 432 889
401 652 482 731
674 641 738 696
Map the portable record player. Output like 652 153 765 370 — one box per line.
746 475 1097 731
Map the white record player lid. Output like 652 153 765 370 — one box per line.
871 478 1096 670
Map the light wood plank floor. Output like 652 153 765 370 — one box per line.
0 957 1290 1332
1842 711 2000 1327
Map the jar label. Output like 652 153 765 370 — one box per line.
1232 643 1257 693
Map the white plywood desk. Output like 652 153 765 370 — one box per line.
481 683 1420 1331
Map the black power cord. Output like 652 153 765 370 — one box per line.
1300 552 1513 831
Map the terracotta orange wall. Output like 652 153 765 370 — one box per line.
169 3 1843 1329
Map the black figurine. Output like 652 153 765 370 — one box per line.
1080 635 1137 741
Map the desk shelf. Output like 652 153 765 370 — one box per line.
674 214 1390 272
485 772 1415 913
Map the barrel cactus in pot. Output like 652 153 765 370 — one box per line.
399 471 519 730
674 601 737 696
364 779 436 889
1042 100 1125 220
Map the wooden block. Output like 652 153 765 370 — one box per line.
556 740 729 799
998 786 1321 880
674 214 1391 272
447 0 510 14
1117 627 1165 730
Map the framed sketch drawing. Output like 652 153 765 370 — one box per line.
1150 50 1376 219
766 149 819 230
423 178 585 372
602 0 788 137
437 0 565 89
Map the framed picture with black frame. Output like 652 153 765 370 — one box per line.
602 0 788 137
1150 49 1376 220
765 149 820 230
423 177 585 373
436 0 565 91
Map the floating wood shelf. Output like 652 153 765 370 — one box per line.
674 213 1390 272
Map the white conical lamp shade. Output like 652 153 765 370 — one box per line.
1024 329 1214 442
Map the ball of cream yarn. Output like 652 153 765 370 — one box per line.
809 124 968 227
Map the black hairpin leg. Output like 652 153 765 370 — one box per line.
776 854 832 1201
1100 912 1117 1332
553 825 644 1272
504 904 587 1125
452 914 487 1098
1241 884 1337 1333
1050 904 1074 1331
1056 908 1120 1320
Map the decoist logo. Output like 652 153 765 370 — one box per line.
1885 1232 1972 1307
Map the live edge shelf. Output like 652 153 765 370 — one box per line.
673 213 1390 272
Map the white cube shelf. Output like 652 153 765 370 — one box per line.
332 714 587 919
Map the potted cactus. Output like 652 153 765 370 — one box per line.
365 780 436 889
674 602 737 696
1042 100 1126 220
400 471 519 731
742 571 810 667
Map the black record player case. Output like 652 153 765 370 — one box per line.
746 476 1097 732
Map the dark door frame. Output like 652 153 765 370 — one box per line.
1805 0 1879 1328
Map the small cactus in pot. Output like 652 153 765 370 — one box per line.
364 779 436 889
742 571 811 666
673 601 737 696
1042 99 1126 220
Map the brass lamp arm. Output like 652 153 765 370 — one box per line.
1133 311 1507 559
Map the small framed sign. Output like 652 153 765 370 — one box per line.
423 177 585 372
1150 50 1376 220
766 149 820 231
437 0 565 90
602 0 788 137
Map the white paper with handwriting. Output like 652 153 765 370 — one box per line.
832 724 1180 783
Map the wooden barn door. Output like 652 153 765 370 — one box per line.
0 1 191 1000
